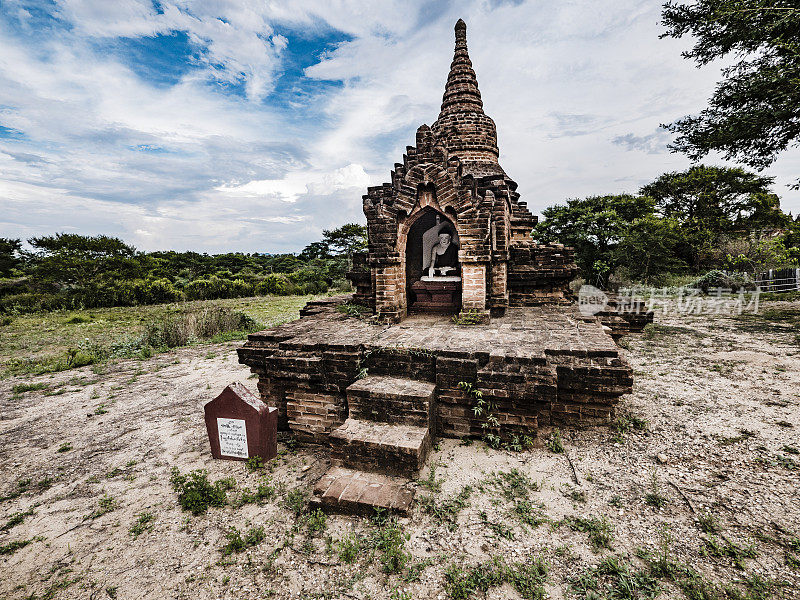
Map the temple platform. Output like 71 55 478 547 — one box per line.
238 296 636 513
237 296 633 443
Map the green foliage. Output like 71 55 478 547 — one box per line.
644 471 668 509
546 428 564 453
370 510 411 574
1 228 362 313
129 512 155 538
532 165 796 286
444 555 548 600
565 515 615 550
0 238 22 277
12 382 49 394
702 536 758 569
660 2 800 188
451 309 484 325
245 456 265 472
533 194 654 287
220 525 265 555
0 538 34 556
572 555 660 599
169 468 233 515
301 508 327 535
420 485 472 530
336 532 362 564
284 488 308 516
86 494 118 520
321 223 367 257
1 508 35 532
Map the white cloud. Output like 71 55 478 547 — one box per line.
1 0 798 255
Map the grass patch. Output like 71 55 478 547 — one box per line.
546 428 564 453
11 382 49 394
572 555 660 599
702 536 758 569
564 515 614 550
698 512 720 534
420 485 472 531
284 488 308 516
220 525 265 556
1 295 310 378
444 555 548 600
612 413 648 442
370 510 411 574
418 460 443 493
336 532 363 564
0 538 35 555
1 507 35 532
644 471 668 508
642 323 700 340
85 494 117 520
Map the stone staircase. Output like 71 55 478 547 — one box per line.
311 376 435 515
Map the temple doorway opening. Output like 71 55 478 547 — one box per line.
405 208 461 313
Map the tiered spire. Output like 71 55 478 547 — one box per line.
439 19 484 116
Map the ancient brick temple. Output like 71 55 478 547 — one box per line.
238 20 650 515
348 19 576 322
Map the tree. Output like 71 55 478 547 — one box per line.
615 216 688 283
640 165 789 269
533 195 655 288
299 241 331 261
27 233 142 287
0 238 22 277
661 1 800 187
321 224 367 257
723 234 798 277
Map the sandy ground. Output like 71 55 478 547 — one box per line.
0 303 798 599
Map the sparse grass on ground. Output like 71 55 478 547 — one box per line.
0 297 798 599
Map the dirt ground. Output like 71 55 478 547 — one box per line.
1 300 798 599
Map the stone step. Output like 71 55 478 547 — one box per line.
346 376 435 427
310 466 414 515
330 418 431 478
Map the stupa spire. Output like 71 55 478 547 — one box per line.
439 18 484 116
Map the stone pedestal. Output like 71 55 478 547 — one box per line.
411 276 461 313
204 382 278 461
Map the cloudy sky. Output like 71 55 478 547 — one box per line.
1 0 798 254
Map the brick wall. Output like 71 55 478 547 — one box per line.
461 263 487 311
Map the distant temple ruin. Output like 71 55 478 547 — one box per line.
238 20 650 515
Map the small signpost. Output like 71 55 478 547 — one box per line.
204 382 277 461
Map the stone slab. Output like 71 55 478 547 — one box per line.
330 418 431 478
310 466 414 515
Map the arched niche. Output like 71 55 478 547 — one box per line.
403 206 459 309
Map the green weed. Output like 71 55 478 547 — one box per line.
169 468 234 515
129 512 155 538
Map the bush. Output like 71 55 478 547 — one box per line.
255 273 295 296
142 307 258 349
690 270 754 293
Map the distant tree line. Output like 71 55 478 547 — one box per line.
534 165 800 288
0 224 367 313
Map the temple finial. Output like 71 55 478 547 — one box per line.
439 19 483 116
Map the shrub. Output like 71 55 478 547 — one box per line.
169 468 233 515
690 270 754 293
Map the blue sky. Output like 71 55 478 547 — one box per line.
1 0 798 254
